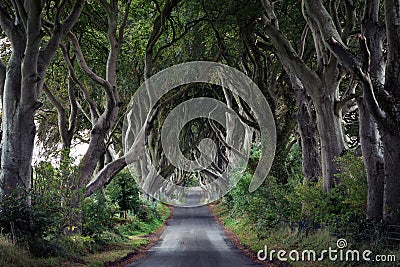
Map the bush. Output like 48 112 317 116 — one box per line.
117 201 163 236
223 150 369 239
0 162 169 260
106 171 140 214
0 192 64 257
224 173 302 238
295 153 367 227
82 192 117 237
59 235 95 256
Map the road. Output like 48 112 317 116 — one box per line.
128 189 262 267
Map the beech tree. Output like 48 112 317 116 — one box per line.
84 0 182 197
0 0 84 201
258 0 351 191
303 0 400 223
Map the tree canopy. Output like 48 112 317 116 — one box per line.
0 0 399 262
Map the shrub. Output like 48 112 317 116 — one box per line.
82 192 117 237
106 171 140 214
223 149 369 239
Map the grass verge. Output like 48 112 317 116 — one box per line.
0 203 171 267
211 202 399 267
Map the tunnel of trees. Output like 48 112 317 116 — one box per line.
0 0 399 265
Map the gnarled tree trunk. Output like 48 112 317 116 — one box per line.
314 96 345 190
293 78 321 184
0 1 84 202
358 97 384 221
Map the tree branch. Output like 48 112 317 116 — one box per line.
257 18 322 99
342 0 356 42
55 0 68 25
11 0 27 28
69 32 111 89
335 91 362 115
21 0 42 103
154 17 206 61
0 4 14 38
85 125 148 197
39 0 84 72
0 58 6 98
67 77 78 138
118 0 132 44
85 156 127 197
384 0 400 98
304 0 388 125
145 0 181 78
60 42 99 122
42 83 69 147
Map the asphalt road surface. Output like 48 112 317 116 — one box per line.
128 189 262 267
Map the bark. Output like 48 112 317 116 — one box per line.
145 0 181 79
85 156 128 197
259 3 345 190
59 1 132 233
0 2 38 202
291 76 321 183
382 132 400 223
359 0 385 221
2 0 82 232
0 1 84 202
70 0 132 189
303 0 400 223
240 23 296 185
0 59 5 100
0 50 32 200
381 0 400 224
314 95 345 190
358 97 384 221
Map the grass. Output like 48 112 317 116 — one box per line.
82 203 171 266
212 202 400 267
0 203 171 267
0 235 63 267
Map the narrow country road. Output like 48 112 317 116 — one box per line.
128 189 263 267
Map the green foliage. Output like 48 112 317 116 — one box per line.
117 202 169 237
106 171 140 213
58 235 96 256
224 150 369 240
0 234 63 267
335 152 367 214
218 150 400 266
34 151 85 230
0 152 85 257
82 192 117 238
0 165 169 263
294 153 367 227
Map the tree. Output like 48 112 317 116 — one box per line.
258 0 352 191
303 0 400 223
0 0 84 202
85 0 184 196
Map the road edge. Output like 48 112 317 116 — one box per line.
106 205 174 267
208 203 293 267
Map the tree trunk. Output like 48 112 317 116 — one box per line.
259 7 345 191
0 52 35 202
314 96 345 190
0 0 84 204
382 132 400 223
358 97 384 221
295 83 321 184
